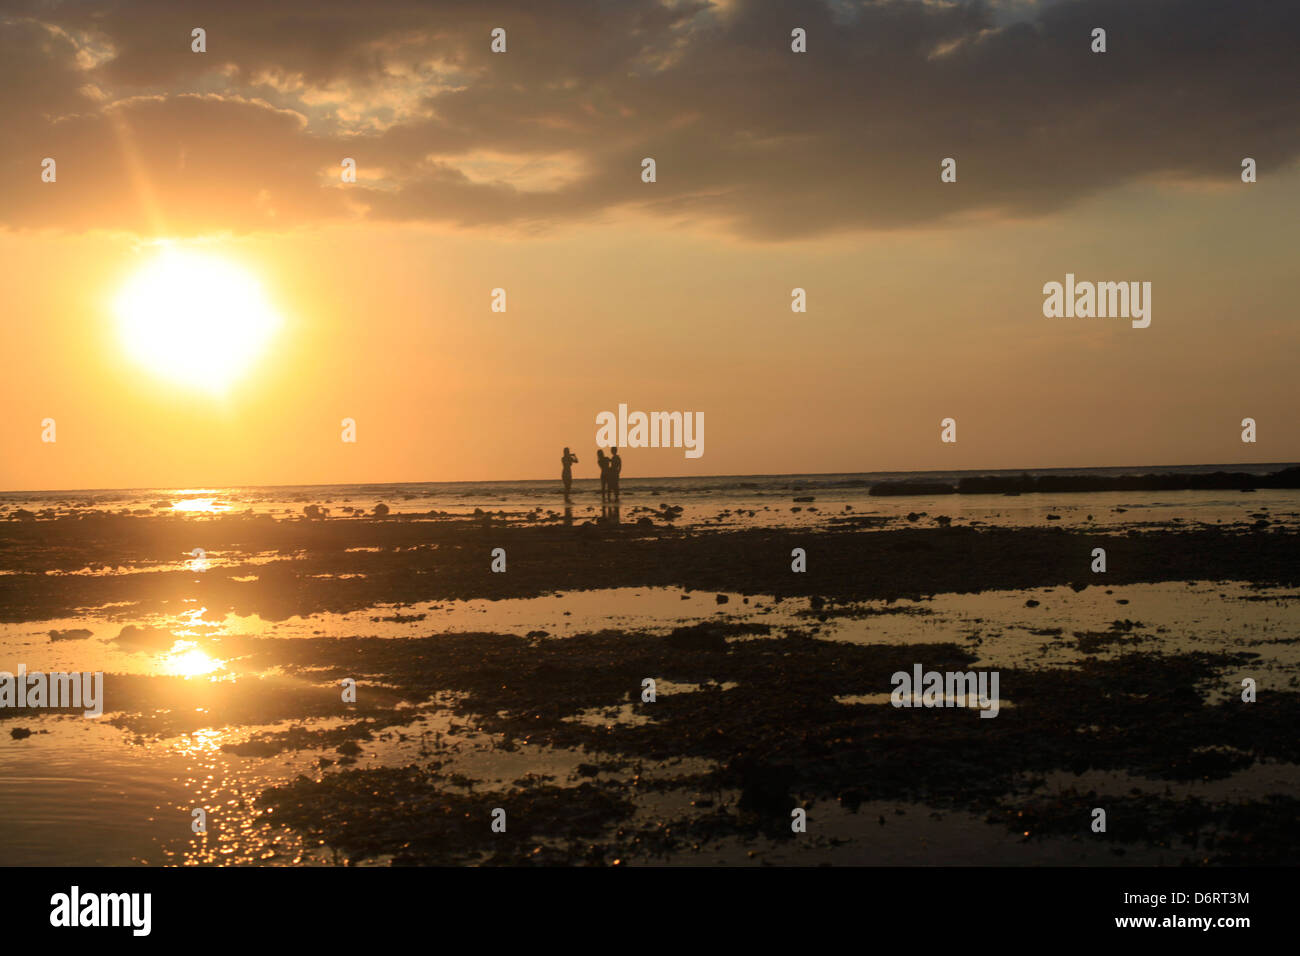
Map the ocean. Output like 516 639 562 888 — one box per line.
4 462 1297 532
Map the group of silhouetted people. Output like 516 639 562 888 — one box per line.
560 446 621 502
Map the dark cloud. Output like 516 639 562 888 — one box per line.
2 0 1297 238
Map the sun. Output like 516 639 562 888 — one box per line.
113 247 281 392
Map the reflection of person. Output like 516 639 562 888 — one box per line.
561 447 579 500
610 447 622 499
596 449 611 500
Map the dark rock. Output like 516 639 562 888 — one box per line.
666 622 728 653
731 758 795 817
871 481 956 497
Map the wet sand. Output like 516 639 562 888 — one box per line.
0 510 1297 865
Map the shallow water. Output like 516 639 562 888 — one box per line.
0 579 1295 865
3 579 1298 685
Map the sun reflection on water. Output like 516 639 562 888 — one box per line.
170 726 229 758
171 497 232 514
158 640 225 678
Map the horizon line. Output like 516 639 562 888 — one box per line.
3 459 1296 498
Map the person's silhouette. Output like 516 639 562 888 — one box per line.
596 449 611 500
610 447 623 500
560 447 579 500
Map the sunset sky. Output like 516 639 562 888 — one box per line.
2 0 1297 491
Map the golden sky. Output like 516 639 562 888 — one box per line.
2 0 1297 490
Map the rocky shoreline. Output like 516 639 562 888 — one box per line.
1 515 1297 865
870 465 1300 496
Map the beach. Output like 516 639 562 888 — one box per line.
1 471 1298 866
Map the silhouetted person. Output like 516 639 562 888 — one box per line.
560 447 579 500
596 449 611 500
610 447 623 499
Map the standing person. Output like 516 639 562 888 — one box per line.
610 446 623 500
596 449 611 501
560 447 579 501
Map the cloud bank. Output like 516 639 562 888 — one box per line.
2 0 1297 238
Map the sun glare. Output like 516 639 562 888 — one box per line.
159 641 224 678
113 248 281 392
171 497 231 514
